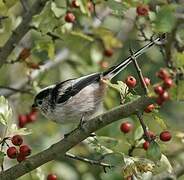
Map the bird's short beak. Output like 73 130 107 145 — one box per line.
32 103 37 108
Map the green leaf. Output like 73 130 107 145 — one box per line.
93 27 123 49
134 126 144 141
96 136 119 149
153 154 173 174
0 151 5 166
51 2 65 18
154 5 176 33
174 52 184 68
0 96 12 126
154 116 167 130
71 31 94 42
7 124 32 136
147 141 161 161
103 152 124 166
105 0 125 16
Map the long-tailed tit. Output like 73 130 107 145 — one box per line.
32 36 163 126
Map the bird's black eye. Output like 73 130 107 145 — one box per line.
37 99 43 106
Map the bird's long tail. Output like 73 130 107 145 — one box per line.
103 35 165 79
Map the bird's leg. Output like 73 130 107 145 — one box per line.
64 116 86 138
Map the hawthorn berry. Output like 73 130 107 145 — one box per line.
163 78 173 89
19 48 31 60
18 114 28 128
65 12 76 23
71 0 79 8
125 76 137 88
104 49 113 57
136 4 149 16
160 91 169 101
143 141 149 150
87 1 94 13
17 153 26 163
27 111 37 123
19 145 31 156
7 147 18 159
156 68 170 80
145 131 156 140
144 104 155 113
154 85 164 95
160 131 172 142
47 174 58 180
99 61 109 69
156 97 164 106
143 77 151 86
11 135 23 146
120 122 133 133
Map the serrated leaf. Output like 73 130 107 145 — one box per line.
0 151 5 166
134 126 144 141
154 5 176 33
153 154 173 175
154 116 167 129
0 96 12 126
147 141 161 162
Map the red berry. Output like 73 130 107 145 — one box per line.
7 146 18 159
99 61 109 69
27 111 37 123
17 153 26 163
143 77 151 86
18 114 28 128
65 12 75 23
120 122 133 133
71 0 79 8
160 131 172 142
136 4 149 16
144 104 155 113
104 49 113 57
125 76 137 88
19 145 31 156
160 91 169 101
154 85 164 95
143 141 149 150
156 97 164 106
11 135 23 146
47 174 57 180
87 1 94 13
156 68 170 80
163 78 173 89
145 131 156 140
19 48 31 60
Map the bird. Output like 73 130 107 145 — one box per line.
32 36 163 128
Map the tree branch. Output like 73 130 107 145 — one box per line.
0 96 155 179
65 152 113 169
0 49 69 97
0 0 49 68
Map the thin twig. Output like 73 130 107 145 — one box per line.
130 49 149 95
20 0 29 12
0 86 32 95
136 112 151 142
65 152 113 169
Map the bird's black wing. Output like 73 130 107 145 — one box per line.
51 73 101 104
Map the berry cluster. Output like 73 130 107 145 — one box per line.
154 68 173 106
6 135 31 163
65 0 94 23
121 72 173 151
18 108 38 128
